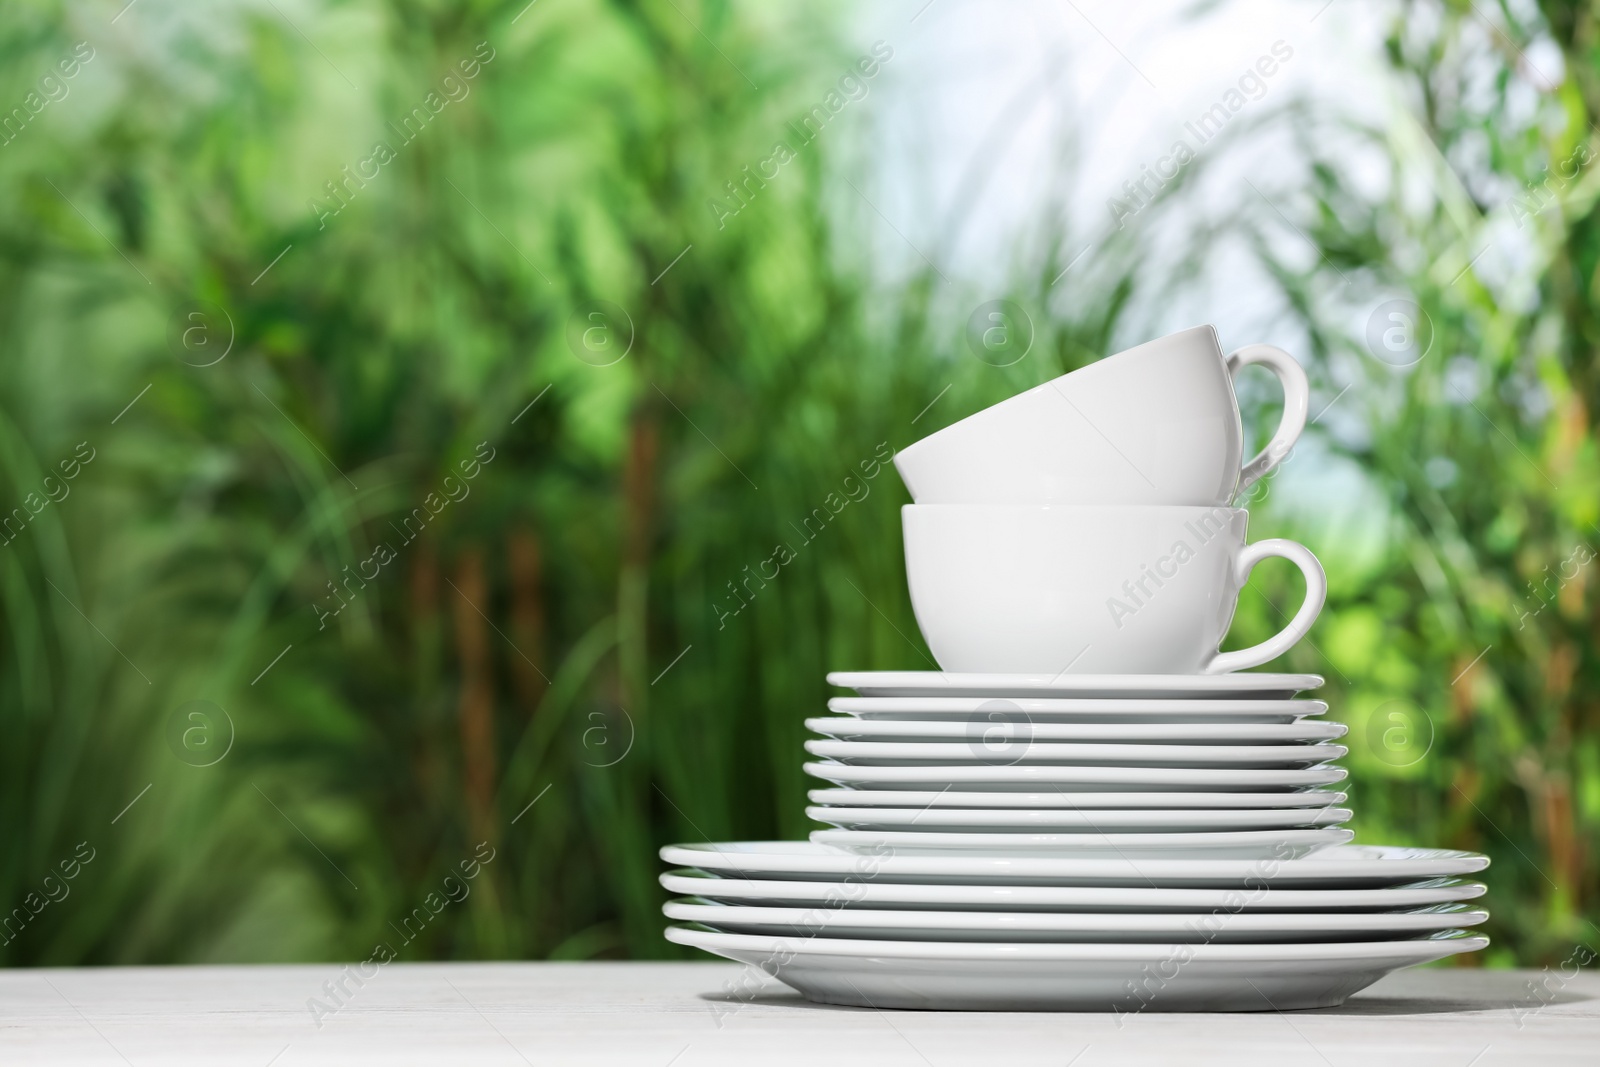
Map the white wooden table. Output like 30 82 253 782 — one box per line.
0 962 1594 1065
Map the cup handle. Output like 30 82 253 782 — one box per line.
1203 538 1326 675
1226 344 1309 497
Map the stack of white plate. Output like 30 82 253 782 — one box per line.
660 670 1490 1011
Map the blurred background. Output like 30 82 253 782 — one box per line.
0 0 1595 969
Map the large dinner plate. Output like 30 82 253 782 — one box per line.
826 671 1324 700
659 841 1492 888
665 925 1488 1010
664 899 1489 943
803 761 1348 791
659 869 1490 912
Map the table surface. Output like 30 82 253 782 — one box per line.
0 961 1594 1065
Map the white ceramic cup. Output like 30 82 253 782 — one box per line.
902 505 1326 675
894 325 1308 505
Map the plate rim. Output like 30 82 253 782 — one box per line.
804 788 1353 809
658 868 1492 906
659 840 1493 881
826 671 1326 695
829 697 1331 714
803 805 1356 828
806 717 1350 740
808 827 1358 849
803 761 1350 786
662 898 1490 932
802 739 1350 763
665 924 1489 962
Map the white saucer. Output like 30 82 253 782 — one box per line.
660 842 1492 887
828 696 1328 723
665 899 1488 943
804 761 1348 791
660 870 1490 911
805 805 1354 832
666 926 1488 1010
807 717 1348 743
809 827 1355 859
806 788 1351 810
804 739 1348 767
827 671 1324 700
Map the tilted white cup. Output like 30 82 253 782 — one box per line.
894 325 1308 505
902 505 1326 675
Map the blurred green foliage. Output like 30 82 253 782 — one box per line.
0 0 1594 969
1230 0 1600 966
